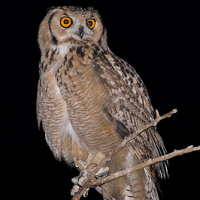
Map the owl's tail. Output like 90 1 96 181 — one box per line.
100 148 159 200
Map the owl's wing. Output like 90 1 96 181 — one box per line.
92 44 168 179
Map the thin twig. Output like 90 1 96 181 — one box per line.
91 145 200 187
120 109 178 148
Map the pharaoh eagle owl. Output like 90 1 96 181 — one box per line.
37 6 167 200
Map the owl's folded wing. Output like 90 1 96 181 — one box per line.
92 46 168 179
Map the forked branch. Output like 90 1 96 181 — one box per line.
71 109 200 200
91 145 200 187
90 109 178 179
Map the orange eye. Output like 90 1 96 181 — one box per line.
60 16 72 28
87 19 96 29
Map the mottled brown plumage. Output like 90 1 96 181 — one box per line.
37 6 167 200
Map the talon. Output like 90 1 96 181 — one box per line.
78 176 85 186
71 176 78 184
78 170 85 179
83 188 89 198
72 176 84 187
71 175 84 187
95 167 109 178
77 169 87 184
75 182 83 188
71 184 82 196
71 173 90 197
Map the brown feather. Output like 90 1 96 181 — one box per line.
37 6 168 200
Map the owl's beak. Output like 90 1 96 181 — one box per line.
79 26 84 39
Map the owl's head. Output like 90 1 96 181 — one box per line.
38 6 108 50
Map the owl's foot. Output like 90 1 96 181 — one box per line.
71 176 89 197
71 181 81 196
71 153 108 197
71 184 89 197
78 165 109 182
71 166 109 197
71 159 90 196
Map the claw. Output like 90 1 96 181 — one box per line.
78 170 86 179
71 153 107 197
83 188 89 198
95 167 109 178
71 173 90 197
71 175 85 187
71 176 78 184
78 176 85 186
71 184 82 196
71 169 88 196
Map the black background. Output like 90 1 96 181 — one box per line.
4 1 199 199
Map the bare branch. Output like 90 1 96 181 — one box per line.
71 109 179 200
91 145 200 187
89 109 178 179
95 109 178 175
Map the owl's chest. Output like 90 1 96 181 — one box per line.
53 44 120 151
55 43 101 96
57 48 109 125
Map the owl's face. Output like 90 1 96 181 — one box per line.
38 6 108 50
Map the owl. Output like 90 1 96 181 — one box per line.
37 6 167 200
